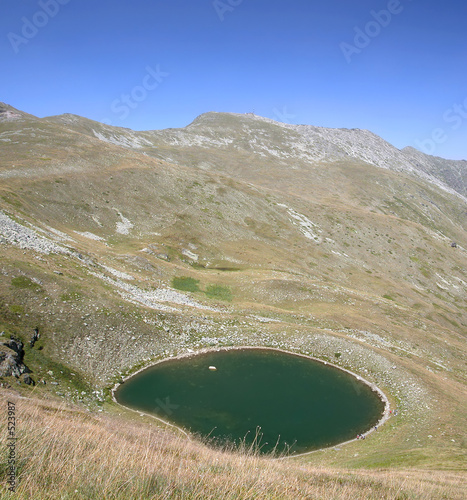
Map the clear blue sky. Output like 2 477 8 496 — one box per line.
1 0 466 159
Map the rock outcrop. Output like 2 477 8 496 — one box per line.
0 337 32 382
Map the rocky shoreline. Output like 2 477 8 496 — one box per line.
112 345 392 457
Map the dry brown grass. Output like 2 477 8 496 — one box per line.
0 391 465 500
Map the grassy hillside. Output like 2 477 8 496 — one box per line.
0 105 465 498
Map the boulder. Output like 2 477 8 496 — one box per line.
30 327 40 347
20 373 34 385
0 338 30 378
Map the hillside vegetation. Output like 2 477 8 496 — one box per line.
0 103 466 498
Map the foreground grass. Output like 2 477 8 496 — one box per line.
0 392 465 499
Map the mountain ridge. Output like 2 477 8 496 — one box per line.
39 106 467 200
2 102 466 199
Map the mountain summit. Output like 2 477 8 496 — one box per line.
39 108 467 200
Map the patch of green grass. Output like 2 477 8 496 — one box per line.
11 276 42 292
8 305 24 314
171 276 200 292
189 261 206 270
24 345 93 395
437 314 460 328
60 291 83 302
383 294 395 301
420 266 431 278
205 284 232 302
1 194 23 208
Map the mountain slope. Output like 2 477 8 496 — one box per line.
0 104 466 496
402 145 467 198
41 108 467 200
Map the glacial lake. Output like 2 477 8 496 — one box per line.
115 348 385 455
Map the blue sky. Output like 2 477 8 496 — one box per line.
1 0 466 159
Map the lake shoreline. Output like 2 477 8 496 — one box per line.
111 345 391 458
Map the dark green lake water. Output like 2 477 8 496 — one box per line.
115 348 384 455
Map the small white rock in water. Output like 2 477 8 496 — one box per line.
208 366 217 371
